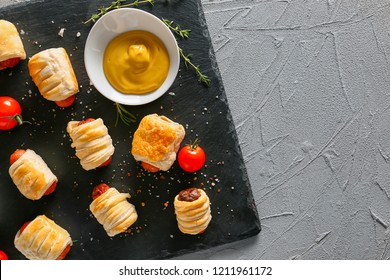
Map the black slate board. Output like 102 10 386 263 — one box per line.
0 0 260 259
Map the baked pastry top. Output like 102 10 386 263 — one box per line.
131 114 185 171
28 47 78 101
174 188 212 235
9 149 58 200
0 20 26 69
90 187 138 237
14 215 72 260
67 118 115 170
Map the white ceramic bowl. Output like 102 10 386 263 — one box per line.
84 8 180 105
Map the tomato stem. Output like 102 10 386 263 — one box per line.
189 138 201 150
14 114 24 125
1 114 30 127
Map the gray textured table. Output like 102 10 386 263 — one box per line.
2 0 390 260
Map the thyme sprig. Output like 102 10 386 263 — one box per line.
162 18 191 39
163 19 211 87
115 103 137 126
84 0 155 24
179 47 211 87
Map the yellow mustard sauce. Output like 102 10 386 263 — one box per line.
103 30 170 95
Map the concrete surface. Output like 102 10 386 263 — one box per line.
2 0 390 260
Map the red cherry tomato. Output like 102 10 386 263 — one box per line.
141 161 160 173
0 57 21 69
0 250 8 260
178 139 206 172
0 96 23 130
92 183 110 200
55 95 76 108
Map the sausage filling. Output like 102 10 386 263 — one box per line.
178 188 201 202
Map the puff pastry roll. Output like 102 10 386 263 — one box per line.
14 215 72 260
131 114 185 172
28 47 78 107
174 188 212 235
90 184 138 237
0 20 26 70
67 118 115 170
9 149 58 200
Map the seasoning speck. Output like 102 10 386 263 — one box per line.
58 28 66 37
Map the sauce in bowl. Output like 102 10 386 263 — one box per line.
103 30 170 95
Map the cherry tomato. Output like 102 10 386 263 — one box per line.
178 139 206 172
55 95 75 108
0 96 23 130
0 57 21 69
92 183 110 200
0 250 8 260
142 161 160 173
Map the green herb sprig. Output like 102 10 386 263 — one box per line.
84 0 155 24
162 18 191 39
163 19 211 87
179 48 211 87
115 103 137 126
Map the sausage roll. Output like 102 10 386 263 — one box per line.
14 215 72 260
67 118 115 170
131 114 185 172
174 188 212 235
28 47 78 106
0 20 26 70
9 149 58 200
90 184 138 237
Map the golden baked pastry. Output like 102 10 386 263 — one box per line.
131 114 185 171
9 149 58 200
174 188 212 235
66 118 115 170
90 184 138 237
0 20 26 70
14 215 72 260
28 47 78 104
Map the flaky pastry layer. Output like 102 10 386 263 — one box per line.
67 118 115 170
0 20 26 69
174 189 212 235
90 188 138 237
131 114 185 171
28 47 78 101
14 215 72 260
9 149 57 200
